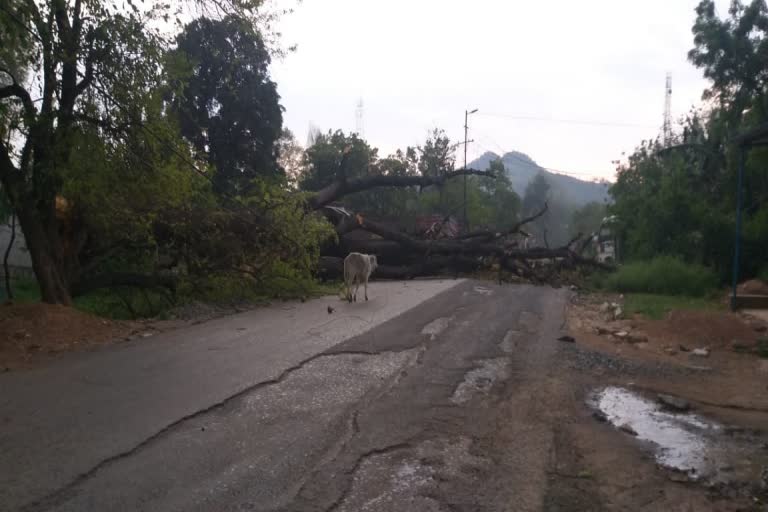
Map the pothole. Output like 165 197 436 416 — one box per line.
337 453 440 512
451 358 509 404
590 386 768 489
499 330 522 353
421 317 452 340
337 437 488 512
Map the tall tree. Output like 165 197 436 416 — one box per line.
299 130 378 192
0 1 172 304
0 1 273 304
418 128 455 178
168 15 284 194
689 0 768 119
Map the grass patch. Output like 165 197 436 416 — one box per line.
0 276 41 303
603 256 718 297
623 293 723 320
75 287 176 320
3 273 344 321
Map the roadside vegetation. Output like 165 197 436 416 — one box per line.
4 0 768 321
621 294 723 320
602 257 718 297
607 1 768 291
588 257 722 320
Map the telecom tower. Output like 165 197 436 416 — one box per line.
663 73 672 146
306 122 321 147
354 98 364 138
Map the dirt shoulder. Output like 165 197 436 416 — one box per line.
0 303 135 370
559 291 768 510
567 293 768 413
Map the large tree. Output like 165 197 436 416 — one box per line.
0 1 274 305
0 0 173 304
168 15 283 194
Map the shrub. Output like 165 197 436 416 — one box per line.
758 266 768 283
604 256 718 296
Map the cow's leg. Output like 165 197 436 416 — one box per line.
364 276 369 301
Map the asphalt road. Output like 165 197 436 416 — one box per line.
1 280 572 512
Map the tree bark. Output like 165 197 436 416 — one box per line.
15 203 73 305
3 215 15 301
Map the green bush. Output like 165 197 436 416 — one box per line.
604 256 718 296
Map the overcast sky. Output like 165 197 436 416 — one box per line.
271 0 730 181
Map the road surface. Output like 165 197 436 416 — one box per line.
2 280 741 511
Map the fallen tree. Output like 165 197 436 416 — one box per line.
315 206 608 283
307 167 497 210
305 165 610 283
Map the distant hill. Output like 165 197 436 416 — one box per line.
469 151 610 207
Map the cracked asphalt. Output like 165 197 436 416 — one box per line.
2 280 576 512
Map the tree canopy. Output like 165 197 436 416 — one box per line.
168 15 284 194
610 0 768 281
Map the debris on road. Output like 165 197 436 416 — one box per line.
691 348 710 358
657 393 691 412
557 335 576 343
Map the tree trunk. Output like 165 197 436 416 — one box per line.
16 204 73 305
3 215 15 301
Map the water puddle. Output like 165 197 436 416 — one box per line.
590 387 768 488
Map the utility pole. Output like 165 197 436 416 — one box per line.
663 73 672 146
354 97 364 138
463 108 478 232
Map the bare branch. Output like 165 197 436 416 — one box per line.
307 168 497 210
73 112 136 134
0 66 36 123
456 203 548 242
74 27 96 99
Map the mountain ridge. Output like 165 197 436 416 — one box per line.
469 151 610 206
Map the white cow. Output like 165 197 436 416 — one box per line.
343 252 378 302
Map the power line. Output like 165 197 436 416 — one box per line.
476 111 656 129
